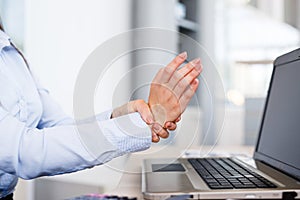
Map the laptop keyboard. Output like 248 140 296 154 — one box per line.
188 158 277 189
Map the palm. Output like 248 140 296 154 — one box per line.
148 52 202 127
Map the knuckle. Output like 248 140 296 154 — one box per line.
152 137 160 143
177 81 186 90
174 71 182 80
184 91 193 100
173 57 182 66
186 63 194 71
174 104 181 111
151 82 160 88
172 57 181 65
169 123 177 130
186 93 193 100
187 73 196 81
164 67 173 76
160 131 169 138
193 68 201 76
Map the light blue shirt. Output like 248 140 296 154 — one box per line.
0 30 151 198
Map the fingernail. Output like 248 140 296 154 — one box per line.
178 51 187 59
190 58 201 66
165 123 169 128
196 64 202 73
193 78 199 85
153 123 161 133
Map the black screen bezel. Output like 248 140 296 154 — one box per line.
253 48 300 180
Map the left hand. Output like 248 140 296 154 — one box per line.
111 100 177 142
148 52 202 126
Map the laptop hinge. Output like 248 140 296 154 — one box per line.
282 191 297 200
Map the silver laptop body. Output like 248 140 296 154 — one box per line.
142 49 300 199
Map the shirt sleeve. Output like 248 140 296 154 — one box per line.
0 105 151 180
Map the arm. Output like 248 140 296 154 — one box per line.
37 82 169 143
0 105 151 179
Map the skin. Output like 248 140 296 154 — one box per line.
149 52 202 126
112 52 202 143
111 99 175 142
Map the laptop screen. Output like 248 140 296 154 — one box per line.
255 53 300 180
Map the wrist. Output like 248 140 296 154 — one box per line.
111 100 143 119
149 104 166 126
133 99 147 111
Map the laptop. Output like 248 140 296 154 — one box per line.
142 48 300 200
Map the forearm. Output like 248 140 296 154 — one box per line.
0 109 151 179
111 101 137 119
111 100 152 123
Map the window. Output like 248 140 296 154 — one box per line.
215 0 300 145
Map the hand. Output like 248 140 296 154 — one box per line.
148 52 202 126
111 100 177 142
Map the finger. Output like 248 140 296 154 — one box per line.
173 65 202 98
152 68 165 84
159 52 187 83
152 123 169 138
152 131 160 143
134 100 154 124
175 116 181 123
179 78 199 113
156 128 170 139
164 121 177 131
167 58 200 89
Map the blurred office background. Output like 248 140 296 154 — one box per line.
0 0 300 199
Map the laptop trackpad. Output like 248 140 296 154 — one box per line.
147 164 193 192
146 172 193 192
152 164 185 172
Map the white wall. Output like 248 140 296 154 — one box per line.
131 0 177 100
257 0 284 21
25 0 132 115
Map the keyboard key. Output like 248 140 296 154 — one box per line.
209 185 234 189
188 158 277 190
208 182 220 186
206 179 218 183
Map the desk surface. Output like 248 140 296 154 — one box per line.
113 145 255 199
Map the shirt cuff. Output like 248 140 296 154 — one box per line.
99 112 152 154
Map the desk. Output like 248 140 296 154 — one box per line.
113 145 255 199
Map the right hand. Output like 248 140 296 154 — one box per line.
111 99 177 143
